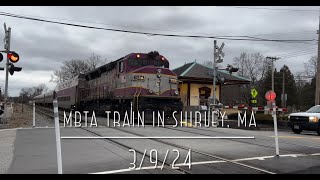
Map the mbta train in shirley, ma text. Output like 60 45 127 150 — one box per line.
34 51 183 121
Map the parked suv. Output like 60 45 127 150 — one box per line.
288 105 320 135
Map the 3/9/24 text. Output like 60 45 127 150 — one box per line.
129 149 192 170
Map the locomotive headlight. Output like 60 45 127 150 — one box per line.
309 116 319 123
149 89 154 94
174 90 179 96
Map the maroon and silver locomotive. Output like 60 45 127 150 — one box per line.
79 51 183 116
35 51 183 120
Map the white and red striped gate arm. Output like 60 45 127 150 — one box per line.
223 106 287 112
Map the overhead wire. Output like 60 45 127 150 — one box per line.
0 10 317 38
222 6 320 12
0 11 316 44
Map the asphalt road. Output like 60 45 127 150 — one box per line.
4 124 320 174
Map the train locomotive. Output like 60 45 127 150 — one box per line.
34 51 183 122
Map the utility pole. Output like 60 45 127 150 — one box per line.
266 56 280 92
3 24 10 124
282 70 285 108
213 40 217 105
315 15 320 105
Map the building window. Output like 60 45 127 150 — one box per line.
119 61 124 73
199 87 211 106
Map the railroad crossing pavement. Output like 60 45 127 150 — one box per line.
0 128 16 173
1 126 320 174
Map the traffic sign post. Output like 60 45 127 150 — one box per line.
265 90 280 157
250 88 258 106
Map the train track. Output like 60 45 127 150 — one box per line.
163 125 320 154
34 105 189 174
34 105 276 174
35 105 320 153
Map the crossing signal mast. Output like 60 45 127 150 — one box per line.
0 23 22 123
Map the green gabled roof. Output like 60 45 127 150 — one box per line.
172 61 251 82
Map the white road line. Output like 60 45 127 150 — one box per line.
61 136 255 139
90 166 167 174
311 153 320 156
176 160 226 166
90 152 320 174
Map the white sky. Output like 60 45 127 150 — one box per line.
0 6 319 96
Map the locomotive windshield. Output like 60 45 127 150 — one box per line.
127 59 169 68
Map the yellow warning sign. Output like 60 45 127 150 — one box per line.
251 88 258 98
251 99 257 104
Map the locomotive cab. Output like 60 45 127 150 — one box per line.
113 51 182 120
79 51 183 124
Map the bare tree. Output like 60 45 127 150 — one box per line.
304 56 317 77
19 84 48 101
86 53 108 69
295 72 308 95
33 83 48 96
233 52 269 85
232 52 270 104
50 53 108 83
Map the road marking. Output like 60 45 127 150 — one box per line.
0 127 22 132
175 160 226 166
91 166 174 174
91 152 320 174
270 135 320 141
61 136 255 139
311 153 320 156
270 136 306 139
180 121 194 127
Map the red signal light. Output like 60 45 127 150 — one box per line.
136 54 140 58
7 52 19 63
265 90 276 101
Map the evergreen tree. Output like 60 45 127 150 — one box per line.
278 65 297 106
260 65 297 107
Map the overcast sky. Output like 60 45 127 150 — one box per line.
0 6 319 96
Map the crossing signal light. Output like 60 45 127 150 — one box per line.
226 64 239 75
7 51 19 63
8 63 22 75
0 53 3 62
